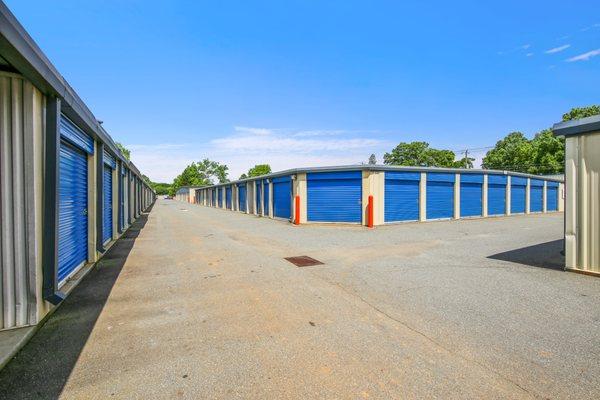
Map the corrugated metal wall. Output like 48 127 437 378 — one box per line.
0 73 43 330
565 132 600 274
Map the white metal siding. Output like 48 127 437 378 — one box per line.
565 133 600 273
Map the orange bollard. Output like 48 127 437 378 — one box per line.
368 195 374 228
294 195 300 225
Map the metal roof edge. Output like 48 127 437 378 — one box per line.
552 115 600 137
195 165 564 191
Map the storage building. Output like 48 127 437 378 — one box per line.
188 166 563 227
0 1 155 342
553 115 600 276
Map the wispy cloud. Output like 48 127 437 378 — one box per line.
545 44 571 54
129 126 390 181
211 131 382 153
526 53 534 57
580 23 600 32
292 129 347 137
498 44 532 56
233 126 273 136
566 49 600 62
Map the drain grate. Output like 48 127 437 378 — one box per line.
284 256 324 267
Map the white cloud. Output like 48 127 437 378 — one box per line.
566 49 600 62
128 126 389 182
292 129 347 137
580 23 600 32
521 44 531 50
233 126 273 136
211 132 381 153
545 44 571 54
526 53 534 57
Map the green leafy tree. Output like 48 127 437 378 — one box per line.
562 105 600 121
481 132 534 172
151 182 172 195
246 164 271 177
530 129 564 174
368 154 377 165
239 173 248 179
482 105 599 174
116 142 130 160
454 156 475 169
383 141 461 168
170 159 229 196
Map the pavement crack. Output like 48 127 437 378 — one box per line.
328 280 539 398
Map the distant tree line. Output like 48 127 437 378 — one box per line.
381 105 599 174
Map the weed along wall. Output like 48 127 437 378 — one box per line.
0 4 155 337
184 166 564 227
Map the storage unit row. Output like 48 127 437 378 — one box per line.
186 168 563 226
0 4 155 333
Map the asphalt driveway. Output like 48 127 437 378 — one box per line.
1 199 598 399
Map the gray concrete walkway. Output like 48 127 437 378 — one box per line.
1 200 599 399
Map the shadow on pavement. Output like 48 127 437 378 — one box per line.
0 205 153 400
488 239 565 270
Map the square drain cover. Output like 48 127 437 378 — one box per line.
285 256 324 267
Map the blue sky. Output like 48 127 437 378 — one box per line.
6 0 600 181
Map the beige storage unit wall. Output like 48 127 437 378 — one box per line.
0 72 44 330
553 115 600 276
0 1 156 339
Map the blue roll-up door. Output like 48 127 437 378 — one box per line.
263 180 270 216
226 186 232 209
256 181 262 214
103 165 113 243
218 188 223 208
238 184 247 212
307 171 362 223
273 176 291 219
58 141 89 284
547 182 558 211
487 174 506 216
212 190 216 207
385 171 420 222
460 174 483 218
427 173 455 220
510 176 527 214
530 179 543 212
119 168 125 231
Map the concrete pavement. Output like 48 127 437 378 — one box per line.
1 199 599 399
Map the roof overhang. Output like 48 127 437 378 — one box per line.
552 115 600 138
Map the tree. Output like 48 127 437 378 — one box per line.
481 104 599 175
562 105 600 121
530 129 564 174
195 158 229 184
481 132 533 173
239 173 248 180
383 141 461 168
169 159 229 196
151 182 171 195
454 156 475 169
116 142 130 160
246 164 271 177
368 154 377 165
